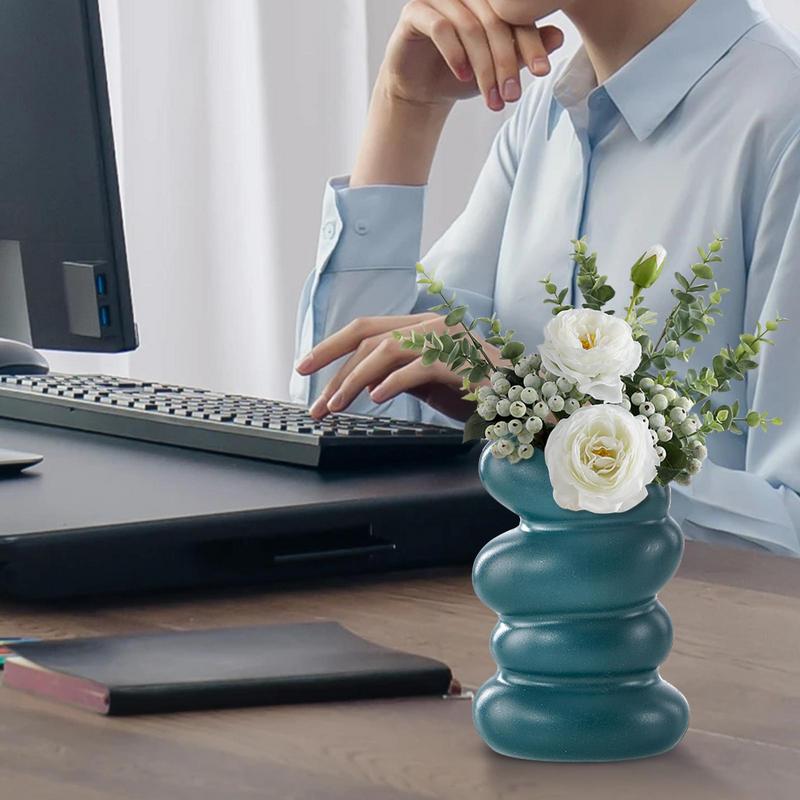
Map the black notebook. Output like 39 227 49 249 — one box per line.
2 622 454 715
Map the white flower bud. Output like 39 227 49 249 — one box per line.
492 440 513 458
651 394 669 412
656 446 667 462
564 398 581 415
513 361 529 377
639 402 656 416
517 430 534 445
693 443 708 460
657 426 673 442
651 384 664 395
649 429 659 445
649 413 666 430
493 421 508 437
621 397 632 411
662 387 678 403
520 387 538 405
478 403 497 421
678 397 693 411
675 472 692 486
508 419 523 435
548 395 565 413
631 391 646 406
529 353 542 370
484 425 497 440
681 418 699 436
635 414 650 426
507 453 521 465
507 385 523 402
517 444 534 460
556 377 574 393
533 401 550 419
523 373 542 389
670 406 687 424
496 399 511 417
492 378 510 396
477 385 493 401
509 401 527 418
483 394 499 408
489 371 505 384
687 458 703 475
526 416 544 434
541 381 558 399
639 377 655 391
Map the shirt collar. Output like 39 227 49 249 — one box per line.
548 0 769 142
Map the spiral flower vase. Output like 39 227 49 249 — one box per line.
472 445 689 761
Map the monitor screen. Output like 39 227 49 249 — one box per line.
0 0 136 352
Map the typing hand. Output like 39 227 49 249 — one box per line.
295 314 501 422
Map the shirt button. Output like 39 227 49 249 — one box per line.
322 222 336 239
354 220 369 235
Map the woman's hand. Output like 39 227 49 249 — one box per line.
383 0 564 112
296 314 501 422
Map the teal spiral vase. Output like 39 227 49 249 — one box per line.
472 444 689 761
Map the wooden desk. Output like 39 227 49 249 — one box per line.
0 541 798 799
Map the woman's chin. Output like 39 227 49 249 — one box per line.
488 1 563 27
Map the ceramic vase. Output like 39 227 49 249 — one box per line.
472 444 689 761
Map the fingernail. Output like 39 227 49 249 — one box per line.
328 392 344 411
309 398 326 417
296 353 314 373
370 387 386 403
487 85 504 111
532 57 550 76
502 78 520 102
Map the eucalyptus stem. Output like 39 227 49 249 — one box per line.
625 287 641 325
435 289 497 373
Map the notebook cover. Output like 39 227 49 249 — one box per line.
4 622 452 715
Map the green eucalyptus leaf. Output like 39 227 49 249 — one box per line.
444 307 467 326
462 412 487 443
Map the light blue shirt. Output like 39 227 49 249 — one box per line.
292 0 800 556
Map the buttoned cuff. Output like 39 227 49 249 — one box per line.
317 176 426 274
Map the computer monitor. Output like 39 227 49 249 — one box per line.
0 0 136 353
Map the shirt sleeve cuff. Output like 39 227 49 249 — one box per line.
319 175 426 273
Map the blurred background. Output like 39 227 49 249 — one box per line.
47 0 800 401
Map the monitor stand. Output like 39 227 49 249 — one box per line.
0 240 33 345
0 241 49 373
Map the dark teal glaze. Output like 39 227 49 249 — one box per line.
472 445 690 761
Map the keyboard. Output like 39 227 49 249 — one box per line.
0 374 466 467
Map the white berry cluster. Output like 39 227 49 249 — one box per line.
623 376 707 483
478 353 587 464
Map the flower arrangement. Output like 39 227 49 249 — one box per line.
397 237 785 514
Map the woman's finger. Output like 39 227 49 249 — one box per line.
327 338 416 413
514 23 563 76
308 314 445 418
431 0 504 110
401 1 473 82
461 0 520 102
370 358 461 404
296 313 436 376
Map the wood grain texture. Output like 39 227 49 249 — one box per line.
0 541 798 799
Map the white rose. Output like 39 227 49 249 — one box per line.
538 309 641 403
544 404 659 514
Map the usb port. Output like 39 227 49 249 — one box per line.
95 273 107 296
99 306 111 327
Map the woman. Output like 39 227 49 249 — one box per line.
293 0 800 555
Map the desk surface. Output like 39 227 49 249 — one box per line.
0 541 798 799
